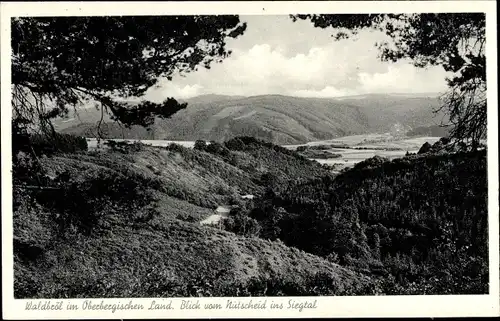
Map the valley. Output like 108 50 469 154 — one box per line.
86 134 442 173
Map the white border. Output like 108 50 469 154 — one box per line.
1 1 499 319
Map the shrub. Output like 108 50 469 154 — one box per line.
223 211 262 238
29 133 88 155
353 155 389 170
205 141 231 158
12 151 51 186
224 137 245 151
105 140 145 153
33 170 158 236
194 140 207 150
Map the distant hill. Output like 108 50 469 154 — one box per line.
334 94 447 133
178 94 246 105
58 93 446 144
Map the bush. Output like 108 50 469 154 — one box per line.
33 170 158 236
29 133 88 155
12 151 51 186
194 140 207 150
224 137 245 151
353 155 389 170
105 140 144 153
223 211 261 237
13 187 56 262
205 141 231 158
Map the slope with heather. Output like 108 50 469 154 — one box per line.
14 139 375 298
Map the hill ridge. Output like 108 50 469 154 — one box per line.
57 93 446 144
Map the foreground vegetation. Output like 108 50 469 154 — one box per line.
226 150 488 294
13 135 488 297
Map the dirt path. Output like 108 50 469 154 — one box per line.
200 205 231 225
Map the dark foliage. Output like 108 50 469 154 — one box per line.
194 139 207 150
29 133 88 155
11 16 246 134
104 140 145 153
228 150 488 294
13 119 88 156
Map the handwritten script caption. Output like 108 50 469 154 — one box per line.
25 298 318 313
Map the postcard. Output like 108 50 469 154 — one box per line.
1 1 499 319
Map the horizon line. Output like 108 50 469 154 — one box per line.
179 91 444 100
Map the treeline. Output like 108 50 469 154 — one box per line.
13 126 88 157
194 136 332 189
221 150 488 294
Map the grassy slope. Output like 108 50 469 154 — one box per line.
39 145 259 211
16 218 374 298
14 141 374 298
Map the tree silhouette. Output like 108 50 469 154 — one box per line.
11 16 247 138
293 13 486 149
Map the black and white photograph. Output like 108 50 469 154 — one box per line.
1 1 499 318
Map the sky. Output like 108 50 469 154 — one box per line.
143 15 451 102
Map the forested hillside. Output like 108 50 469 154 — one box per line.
59 94 444 144
220 148 489 294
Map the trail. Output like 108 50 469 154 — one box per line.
200 205 231 226
200 194 255 226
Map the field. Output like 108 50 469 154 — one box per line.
285 134 442 172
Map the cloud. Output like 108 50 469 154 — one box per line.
358 63 450 94
293 86 357 98
145 82 204 102
142 17 451 100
